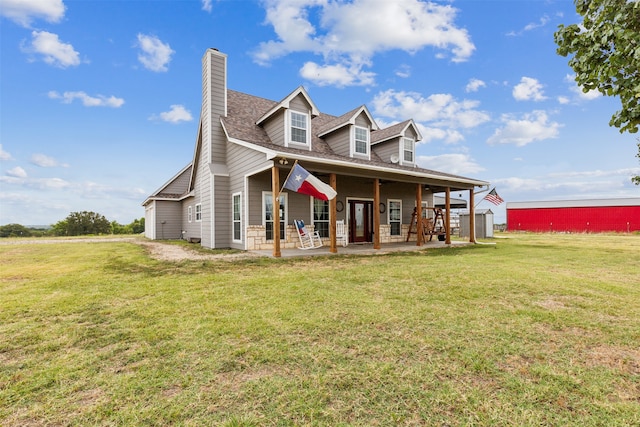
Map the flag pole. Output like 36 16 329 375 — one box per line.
474 186 491 208
279 159 299 195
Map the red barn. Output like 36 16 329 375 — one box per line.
507 198 640 233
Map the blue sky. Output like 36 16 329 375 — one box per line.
1 0 638 226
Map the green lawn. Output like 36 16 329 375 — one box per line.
1 234 639 426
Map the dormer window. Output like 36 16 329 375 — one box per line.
289 111 309 145
403 137 415 163
354 126 369 156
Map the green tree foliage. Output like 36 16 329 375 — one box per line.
555 0 640 184
53 211 111 236
0 223 32 237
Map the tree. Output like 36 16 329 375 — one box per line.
53 211 111 236
0 223 32 238
554 0 640 183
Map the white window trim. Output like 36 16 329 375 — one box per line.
232 192 242 243
402 137 415 165
195 203 202 222
262 191 288 241
286 110 311 148
388 199 402 236
351 125 370 158
188 205 193 223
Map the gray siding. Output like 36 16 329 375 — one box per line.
214 175 231 248
354 112 369 128
163 167 191 194
325 127 350 157
154 200 183 240
290 94 312 112
181 196 201 241
263 112 285 147
372 138 400 164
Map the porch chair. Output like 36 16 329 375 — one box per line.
293 219 323 250
336 220 348 247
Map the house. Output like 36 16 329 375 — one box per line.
142 48 489 256
507 198 640 233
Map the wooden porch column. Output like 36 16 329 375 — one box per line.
329 173 337 253
373 178 380 249
469 188 476 244
272 165 281 257
445 187 451 244
416 184 423 246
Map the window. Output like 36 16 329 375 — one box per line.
354 126 369 155
403 138 414 163
188 205 193 223
290 111 308 144
232 193 241 241
389 200 402 236
313 199 329 238
195 203 202 222
263 192 287 240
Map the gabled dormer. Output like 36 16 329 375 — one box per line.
371 119 422 166
317 105 379 160
256 86 319 150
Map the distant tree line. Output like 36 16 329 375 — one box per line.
0 211 145 237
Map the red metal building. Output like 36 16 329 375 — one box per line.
507 198 640 233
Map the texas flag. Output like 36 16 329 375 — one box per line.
283 163 337 201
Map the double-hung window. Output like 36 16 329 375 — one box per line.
388 200 401 236
232 193 241 241
188 206 193 223
313 199 329 238
354 126 369 155
403 138 414 163
290 111 308 145
263 192 287 240
195 203 202 222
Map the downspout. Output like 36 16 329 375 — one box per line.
472 185 495 246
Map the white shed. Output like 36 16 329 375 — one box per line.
459 209 494 238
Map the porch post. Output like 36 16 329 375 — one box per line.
416 184 423 246
373 178 380 249
445 187 451 244
329 173 337 253
272 165 281 257
469 188 476 244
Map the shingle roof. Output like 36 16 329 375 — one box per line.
220 89 484 184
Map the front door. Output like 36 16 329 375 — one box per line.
349 200 373 243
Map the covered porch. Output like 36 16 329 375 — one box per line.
266 158 487 257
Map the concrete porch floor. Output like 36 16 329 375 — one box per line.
251 239 472 258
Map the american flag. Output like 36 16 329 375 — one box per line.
483 188 504 205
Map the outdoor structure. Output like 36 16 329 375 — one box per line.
459 209 494 239
507 198 640 233
143 48 489 256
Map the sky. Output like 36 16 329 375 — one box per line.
1 0 639 226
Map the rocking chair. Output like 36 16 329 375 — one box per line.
293 219 323 250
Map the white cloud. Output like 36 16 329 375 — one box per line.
487 110 561 146
557 96 570 105
254 0 474 86
30 153 69 168
417 153 485 175
419 126 464 144
48 90 124 108
513 77 546 101
202 0 213 12
465 78 486 93
0 144 13 161
564 74 601 101
395 64 411 79
150 104 193 124
23 30 80 68
300 61 375 87
371 89 490 129
6 166 27 178
136 34 174 72
0 0 65 27
506 15 550 37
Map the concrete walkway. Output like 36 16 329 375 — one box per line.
251 239 471 258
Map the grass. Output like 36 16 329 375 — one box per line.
1 233 638 426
